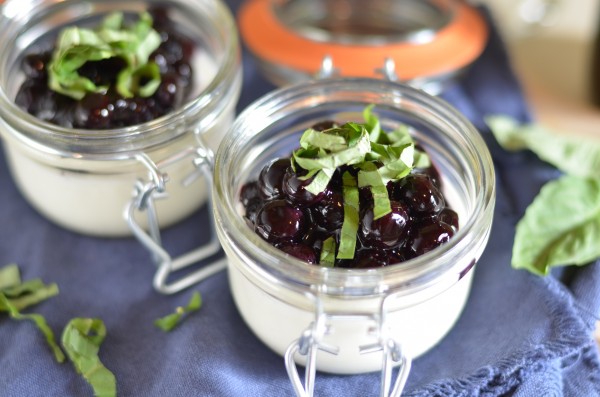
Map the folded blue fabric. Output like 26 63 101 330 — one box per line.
1 3 599 397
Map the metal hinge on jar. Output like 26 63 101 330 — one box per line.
284 295 412 397
125 131 226 295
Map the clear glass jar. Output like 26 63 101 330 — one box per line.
0 0 241 237
212 78 495 394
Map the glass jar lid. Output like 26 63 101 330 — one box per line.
239 0 488 92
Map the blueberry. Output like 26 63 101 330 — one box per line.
395 174 444 215
438 208 459 231
311 190 344 232
257 158 289 199
406 219 454 258
255 200 306 243
282 167 325 205
278 242 317 263
360 200 410 249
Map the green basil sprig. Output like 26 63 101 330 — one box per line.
487 115 600 275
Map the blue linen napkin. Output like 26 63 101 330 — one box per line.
1 2 599 397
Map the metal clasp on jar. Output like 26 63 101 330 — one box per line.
285 294 412 397
125 129 226 295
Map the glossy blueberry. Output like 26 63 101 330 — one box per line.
282 167 325 205
311 120 337 131
278 242 317 264
406 219 454 258
311 190 344 232
255 199 306 243
360 200 410 249
395 174 444 215
343 248 388 269
438 208 459 231
257 158 289 199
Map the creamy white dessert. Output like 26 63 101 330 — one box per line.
0 53 236 236
223 176 487 374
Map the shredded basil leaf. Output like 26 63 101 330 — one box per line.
0 292 65 363
0 264 64 362
363 104 382 141
338 171 360 260
357 162 391 220
2 279 59 311
0 264 20 289
320 236 337 267
48 11 161 100
291 106 430 260
62 318 116 397
154 291 202 332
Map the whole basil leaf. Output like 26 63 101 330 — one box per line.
487 115 600 178
512 176 600 275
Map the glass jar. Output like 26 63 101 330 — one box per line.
0 0 241 237
212 78 495 395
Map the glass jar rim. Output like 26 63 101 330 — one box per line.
0 0 240 159
213 77 496 297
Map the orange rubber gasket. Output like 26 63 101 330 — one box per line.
239 0 488 80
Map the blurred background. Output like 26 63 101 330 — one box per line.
478 0 600 344
478 0 600 137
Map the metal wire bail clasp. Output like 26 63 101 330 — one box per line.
125 132 226 295
284 295 412 397
315 56 399 81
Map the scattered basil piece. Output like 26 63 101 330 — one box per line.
48 11 161 100
320 236 337 267
62 318 116 397
512 176 600 275
154 291 202 332
487 116 600 275
0 264 64 362
338 171 360 260
0 293 65 363
0 264 20 290
486 115 600 178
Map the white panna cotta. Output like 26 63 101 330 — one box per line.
225 180 483 374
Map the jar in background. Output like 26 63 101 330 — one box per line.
238 0 488 94
0 0 241 237
212 78 495 395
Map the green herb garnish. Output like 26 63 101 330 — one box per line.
338 171 360 259
154 291 202 332
62 318 116 397
320 236 337 267
487 115 600 275
292 105 428 261
0 264 64 362
48 11 161 100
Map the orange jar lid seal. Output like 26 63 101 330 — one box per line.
239 0 488 80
